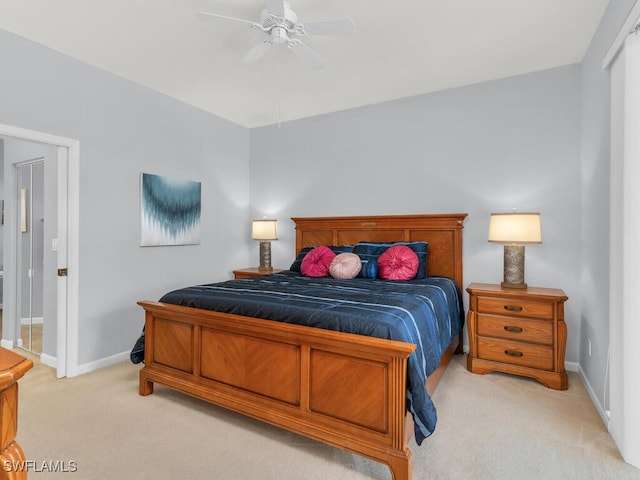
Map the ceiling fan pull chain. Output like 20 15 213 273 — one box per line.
276 48 282 128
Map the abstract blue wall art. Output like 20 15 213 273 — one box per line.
140 173 201 246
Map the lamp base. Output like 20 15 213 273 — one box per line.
258 241 273 271
502 244 527 289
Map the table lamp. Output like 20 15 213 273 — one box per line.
252 218 278 271
488 212 541 289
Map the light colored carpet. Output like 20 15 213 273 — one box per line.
14 352 640 480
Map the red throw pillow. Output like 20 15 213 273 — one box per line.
377 245 419 280
300 246 337 277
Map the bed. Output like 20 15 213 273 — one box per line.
136 213 466 480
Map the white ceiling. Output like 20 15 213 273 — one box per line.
0 0 609 128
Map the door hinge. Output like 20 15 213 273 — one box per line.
57 268 68 277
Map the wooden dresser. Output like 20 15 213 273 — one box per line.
466 283 568 390
0 348 33 479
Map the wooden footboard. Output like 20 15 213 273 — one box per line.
139 300 420 480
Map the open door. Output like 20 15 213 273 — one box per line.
0 123 79 379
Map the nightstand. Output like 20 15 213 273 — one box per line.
233 268 284 280
466 283 568 390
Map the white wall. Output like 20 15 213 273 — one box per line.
0 29 251 367
250 65 582 361
579 0 637 417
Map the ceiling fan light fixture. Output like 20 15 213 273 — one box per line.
199 0 354 69
271 26 289 44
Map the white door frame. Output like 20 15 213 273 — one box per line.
603 1 640 468
0 123 79 378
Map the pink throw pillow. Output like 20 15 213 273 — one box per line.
377 245 419 280
329 253 362 279
300 246 336 277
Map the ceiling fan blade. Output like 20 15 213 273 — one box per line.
264 0 286 17
198 12 259 29
300 18 355 36
241 41 273 64
288 41 325 70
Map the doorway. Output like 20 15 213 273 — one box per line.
0 123 79 378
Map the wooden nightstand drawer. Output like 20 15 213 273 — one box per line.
477 296 553 319
466 283 568 390
477 337 553 371
477 314 553 345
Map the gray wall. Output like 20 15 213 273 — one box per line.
0 29 251 366
579 0 638 413
250 65 582 361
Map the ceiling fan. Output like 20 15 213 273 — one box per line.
198 0 355 69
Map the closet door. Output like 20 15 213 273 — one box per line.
16 161 44 353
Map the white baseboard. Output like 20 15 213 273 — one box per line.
0 338 14 349
577 364 610 427
40 353 57 369
66 350 131 378
565 360 579 373
21 316 44 325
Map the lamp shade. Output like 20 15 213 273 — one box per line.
252 219 278 240
488 212 542 244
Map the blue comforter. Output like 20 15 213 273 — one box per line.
136 270 464 444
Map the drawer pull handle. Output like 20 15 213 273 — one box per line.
505 350 523 357
504 326 523 333
504 305 523 312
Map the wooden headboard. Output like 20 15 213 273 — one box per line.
291 214 467 290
